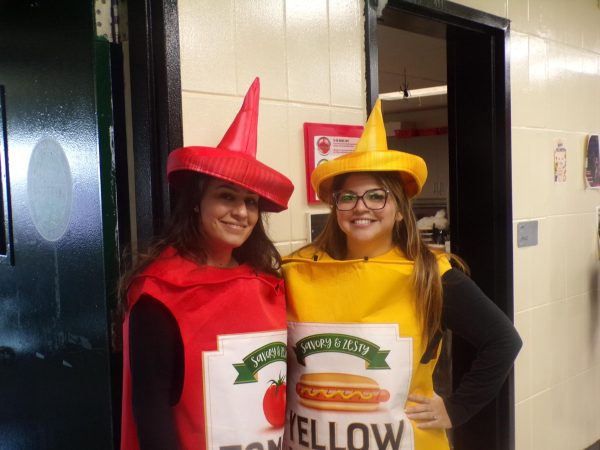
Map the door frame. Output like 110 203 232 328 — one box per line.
127 0 183 244
366 1 514 449
115 0 183 445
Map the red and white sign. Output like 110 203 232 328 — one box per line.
303 123 364 204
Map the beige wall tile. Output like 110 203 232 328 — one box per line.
530 304 552 393
585 367 600 446
179 0 236 93
564 369 599 449
258 100 293 242
527 139 558 218
452 0 507 18
330 107 365 127
566 294 599 378
531 388 560 450
506 0 529 33
510 128 532 220
529 301 569 394
515 398 533 450
544 380 570 450
509 32 530 128
528 0 566 44
258 101 291 179
594 365 600 438
581 5 600 53
290 240 309 254
181 92 242 145
329 0 364 108
539 44 600 133
234 0 288 100
564 213 597 298
555 48 591 133
526 36 549 129
285 0 330 104
264 210 292 244
513 228 534 312
511 128 550 219
560 2 585 49
545 41 571 131
542 216 567 302
514 310 532 403
274 241 292 256
548 300 570 386
575 52 600 132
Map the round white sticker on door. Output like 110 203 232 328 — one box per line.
27 138 73 242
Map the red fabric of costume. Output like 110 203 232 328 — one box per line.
121 248 287 450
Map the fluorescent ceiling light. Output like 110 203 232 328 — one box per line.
379 85 447 101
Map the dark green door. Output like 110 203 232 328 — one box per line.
0 1 118 448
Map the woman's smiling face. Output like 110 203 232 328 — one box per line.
335 173 402 259
199 178 259 260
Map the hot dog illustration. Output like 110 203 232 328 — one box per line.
296 372 390 412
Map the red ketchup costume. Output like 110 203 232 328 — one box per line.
120 78 294 450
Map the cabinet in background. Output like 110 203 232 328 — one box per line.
390 134 449 200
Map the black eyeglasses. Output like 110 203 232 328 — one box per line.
333 188 389 211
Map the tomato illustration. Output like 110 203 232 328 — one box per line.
317 137 331 155
263 374 286 427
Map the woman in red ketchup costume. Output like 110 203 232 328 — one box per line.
120 78 294 450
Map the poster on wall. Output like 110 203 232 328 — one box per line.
597 206 600 259
585 135 600 188
303 123 364 203
554 139 567 183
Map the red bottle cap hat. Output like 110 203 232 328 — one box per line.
167 77 294 212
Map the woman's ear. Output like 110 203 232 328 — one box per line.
395 211 403 222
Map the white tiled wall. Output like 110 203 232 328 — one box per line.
481 0 600 449
178 1 600 449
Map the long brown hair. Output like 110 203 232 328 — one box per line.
118 171 283 310
311 171 462 344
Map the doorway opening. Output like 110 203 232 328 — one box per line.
367 1 514 449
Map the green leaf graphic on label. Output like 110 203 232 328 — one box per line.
293 333 390 369
232 341 287 384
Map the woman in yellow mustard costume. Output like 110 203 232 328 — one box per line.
283 100 521 450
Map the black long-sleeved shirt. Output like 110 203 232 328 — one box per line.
128 268 522 448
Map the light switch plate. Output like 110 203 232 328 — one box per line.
517 220 538 247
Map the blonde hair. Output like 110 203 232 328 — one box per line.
310 171 465 344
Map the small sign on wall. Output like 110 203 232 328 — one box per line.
585 135 600 188
596 206 600 259
517 220 538 248
554 139 566 183
303 123 363 204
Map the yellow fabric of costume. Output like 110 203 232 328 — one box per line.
283 247 452 450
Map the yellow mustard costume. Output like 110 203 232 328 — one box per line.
283 248 451 450
283 99 452 450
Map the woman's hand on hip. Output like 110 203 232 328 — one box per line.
405 392 452 429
